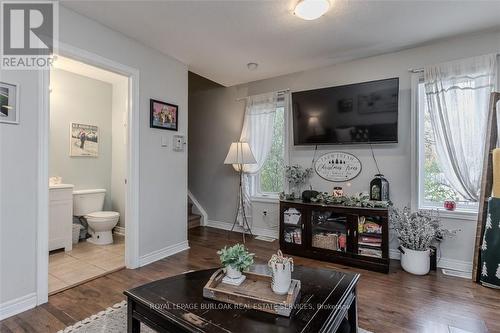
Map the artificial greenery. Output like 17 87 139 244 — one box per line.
390 207 458 251
217 244 255 272
311 192 392 208
285 165 313 188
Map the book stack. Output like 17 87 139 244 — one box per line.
358 217 383 258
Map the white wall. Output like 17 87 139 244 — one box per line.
50 69 113 210
189 29 500 272
0 5 188 315
0 69 39 307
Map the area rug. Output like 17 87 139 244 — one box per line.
58 301 373 333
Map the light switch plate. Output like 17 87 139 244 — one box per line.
161 136 168 147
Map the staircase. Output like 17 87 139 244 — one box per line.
188 202 201 229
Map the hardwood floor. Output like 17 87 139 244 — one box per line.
1 226 499 333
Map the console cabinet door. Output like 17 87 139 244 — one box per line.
280 205 307 250
309 208 358 255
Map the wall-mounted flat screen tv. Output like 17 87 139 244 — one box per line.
292 78 399 145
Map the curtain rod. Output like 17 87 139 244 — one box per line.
236 89 290 101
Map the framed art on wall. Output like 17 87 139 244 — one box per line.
150 99 178 131
0 81 19 124
70 123 99 157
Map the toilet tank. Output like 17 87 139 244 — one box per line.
73 189 106 216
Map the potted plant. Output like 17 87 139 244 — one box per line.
217 244 254 280
390 207 457 275
285 165 313 200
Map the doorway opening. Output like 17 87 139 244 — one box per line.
47 55 130 294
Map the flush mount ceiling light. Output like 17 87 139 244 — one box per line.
247 62 258 71
294 0 330 20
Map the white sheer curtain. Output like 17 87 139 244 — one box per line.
424 54 497 201
237 92 278 228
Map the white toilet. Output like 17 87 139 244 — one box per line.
73 189 120 245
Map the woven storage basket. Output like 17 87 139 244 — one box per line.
312 233 338 250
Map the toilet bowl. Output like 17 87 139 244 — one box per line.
73 189 120 245
86 211 120 245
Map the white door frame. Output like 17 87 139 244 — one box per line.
37 42 140 305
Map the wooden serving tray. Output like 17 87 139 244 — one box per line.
203 268 301 317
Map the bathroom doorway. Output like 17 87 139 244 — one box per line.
46 55 132 295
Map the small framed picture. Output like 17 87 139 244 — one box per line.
0 81 19 124
150 99 178 131
70 123 99 157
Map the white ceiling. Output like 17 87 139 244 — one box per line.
62 1 500 87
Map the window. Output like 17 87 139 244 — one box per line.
253 103 286 198
416 81 479 212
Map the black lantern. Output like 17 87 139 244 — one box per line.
370 174 389 201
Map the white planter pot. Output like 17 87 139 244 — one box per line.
225 265 242 279
400 246 430 275
270 262 292 295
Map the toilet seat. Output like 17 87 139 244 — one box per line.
86 211 119 221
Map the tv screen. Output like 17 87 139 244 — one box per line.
292 78 399 145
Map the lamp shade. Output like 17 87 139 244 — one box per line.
224 142 257 165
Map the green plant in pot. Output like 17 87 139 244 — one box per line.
217 244 255 279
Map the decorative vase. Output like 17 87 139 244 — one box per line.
270 261 292 295
400 246 430 275
225 265 242 279
444 200 456 211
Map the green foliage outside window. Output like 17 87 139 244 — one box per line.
423 99 460 203
260 107 285 193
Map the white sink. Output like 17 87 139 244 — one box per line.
49 183 74 189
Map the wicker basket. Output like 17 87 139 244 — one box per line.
312 233 338 250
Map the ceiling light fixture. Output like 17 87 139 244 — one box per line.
294 0 330 20
247 62 258 71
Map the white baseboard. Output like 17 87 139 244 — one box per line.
139 240 190 267
207 220 279 239
0 292 37 321
436 257 472 273
113 226 126 236
389 249 472 275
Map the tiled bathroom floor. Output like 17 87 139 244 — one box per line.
48 235 125 295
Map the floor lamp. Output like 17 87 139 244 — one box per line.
224 141 257 243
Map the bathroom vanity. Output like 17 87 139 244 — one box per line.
49 184 74 252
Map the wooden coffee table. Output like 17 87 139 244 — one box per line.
124 265 360 333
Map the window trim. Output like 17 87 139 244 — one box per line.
411 73 478 220
252 96 290 201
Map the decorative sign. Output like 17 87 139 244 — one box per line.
314 152 362 182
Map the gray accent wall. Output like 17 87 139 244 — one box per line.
189 29 500 270
188 73 242 224
50 69 113 210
